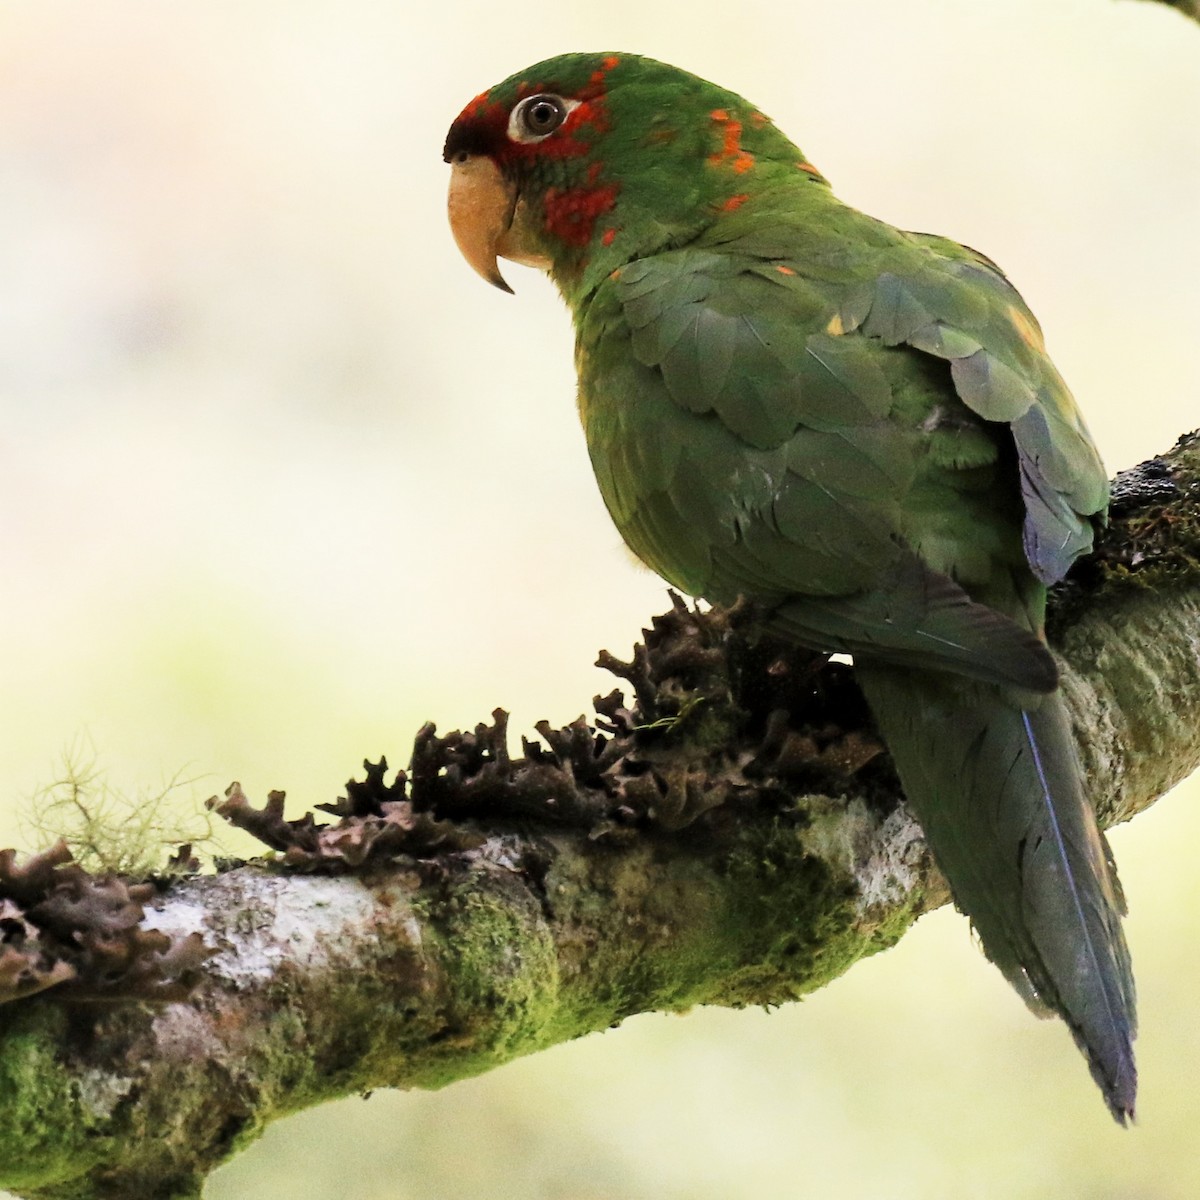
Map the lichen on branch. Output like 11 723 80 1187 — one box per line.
0 432 1197 1200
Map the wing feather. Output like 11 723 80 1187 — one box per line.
576 244 1062 690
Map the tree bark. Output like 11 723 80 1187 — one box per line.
0 432 1198 1200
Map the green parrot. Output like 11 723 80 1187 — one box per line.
443 52 1136 1121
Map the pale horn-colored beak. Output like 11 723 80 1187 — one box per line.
447 155 518 294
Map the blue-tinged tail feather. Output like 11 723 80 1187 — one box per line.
857 664 1137 1122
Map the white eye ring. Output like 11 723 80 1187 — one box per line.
507 94 580 144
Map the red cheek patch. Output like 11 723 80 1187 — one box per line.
543 182 620 247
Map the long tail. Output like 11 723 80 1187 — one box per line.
856 663 1137 1122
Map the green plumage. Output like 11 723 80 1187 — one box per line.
446 52 1136 1119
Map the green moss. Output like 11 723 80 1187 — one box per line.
527 811 910 1034
710 819 852 1006
403 871 561 1089
0 1009 109 1194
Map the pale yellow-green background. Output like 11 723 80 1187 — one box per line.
1 2 1198 1197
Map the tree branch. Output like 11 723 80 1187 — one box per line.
1135 0 1200 25
0 433 1198 1200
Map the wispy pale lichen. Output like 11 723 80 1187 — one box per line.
22 736 219 877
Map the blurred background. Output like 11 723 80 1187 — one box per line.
1 1 1198 1197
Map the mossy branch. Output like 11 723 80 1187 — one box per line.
0 433 1198 1200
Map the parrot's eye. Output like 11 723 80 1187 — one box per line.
508 94 576 144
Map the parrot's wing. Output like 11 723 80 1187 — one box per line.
580 246 1057 692
834 233 1110 585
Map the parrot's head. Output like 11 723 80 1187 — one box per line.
443 52 821 299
